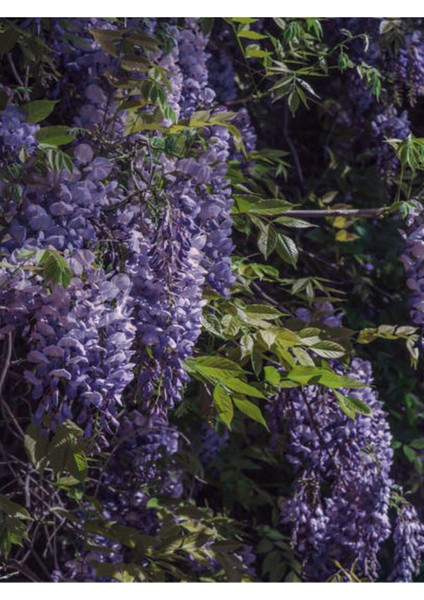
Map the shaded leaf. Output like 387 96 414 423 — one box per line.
223 378 265 399
23 99 58 123
213 386 234 429
334 391 372 419
36 125 77 147
233 397 269 430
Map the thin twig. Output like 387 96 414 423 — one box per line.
6 54 30 101
250 281 294 317
283 102 304 189
0 333 13 397
3 560 41 582
7 53 24 87
282 207 390 219
0 334 25 438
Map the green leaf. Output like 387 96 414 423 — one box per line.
240 334 254 359
245 45 272 59
0 28 18 55
36 126 77 147
67 451 88 481
47 421 87 482
93 562 146 582
213 386 234 430
311 340 346 359
233 397 269 430
403 445 416 463
188 356 246 382
292 346 315 366
334 391 372 420
274 216 315 229
251 350 263 378
222 315 240 337
0 495 31 520
223 378 265 399
23 100 58 123
230 18 259 24
286 366 367 389
264 366 281 386
275 234 298 267
243 305 283 320
44 148 74 173
258 224 278 259
258 329 278 348
357 324 418 345
234 198 294 215
288 90 300 114
39 249 73 288
189 109 211 126
24 422 49 473
90 28 123 55
410 438 424 450
238 30 266 40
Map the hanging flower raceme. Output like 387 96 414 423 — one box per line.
400 202 424 327
371 106 410 181
389 500 424 582
0 105 39 157
173 19 236 297
393 29 424 105
275 359 395 581
133 205 206 413
23 265 135 438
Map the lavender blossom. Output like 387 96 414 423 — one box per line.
389 501 424 582
131 206 206 413
24 266 135 437
400 202 424 326
276 359 394 581
207 50 237 104
393 31 424 105
175 19 215 117
0 105 39 156
371 106 410 181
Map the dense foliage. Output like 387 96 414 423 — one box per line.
0 16 424 583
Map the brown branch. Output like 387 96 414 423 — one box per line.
7 54 30 101
0 333 25 438
283 207 390 219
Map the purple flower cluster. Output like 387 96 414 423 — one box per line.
122 17 245 411
175 19 215 118
0 105 39 156
48 18 113 125
133 206 206 413
394 31 424 105
207 50 237 104
199 425 229 470
24 268 135 438
194 125 235 295
276 359 394 581
389 501 424 582
102 410 182 523
400 202 424 326
3 148 119 254
173 20 236 296
371 106 410 180
295 301 344 328
2 17 241 427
